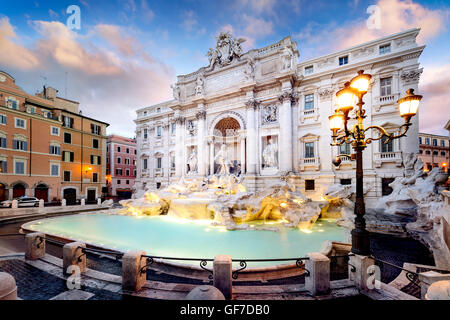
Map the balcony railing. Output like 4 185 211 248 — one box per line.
299 157 320 171
374 151 402 168
154 168 164 176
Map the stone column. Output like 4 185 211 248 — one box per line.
305 252 330 296
278 90 296 172
240 136 246 175
122 250 147 292
418 271 450 300
245 99 258 174
175 115 185 177
25 232 45 260
63 242 86 275
213 254 232 300
196 108 207 176
209 138 215 175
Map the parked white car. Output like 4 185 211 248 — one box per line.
1 197 40 208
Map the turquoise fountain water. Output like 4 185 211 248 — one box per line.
22 213 348 267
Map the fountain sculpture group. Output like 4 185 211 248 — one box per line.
120 153 449 268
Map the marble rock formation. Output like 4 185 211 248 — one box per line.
322 184 355 229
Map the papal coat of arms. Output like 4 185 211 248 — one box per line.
206 32 246 70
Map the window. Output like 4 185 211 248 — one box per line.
116 168 123 175
419 137 422 144
157 126 162 137
7 99 18 110
304 94 314 110
27 106 36 114
419 150 423 154
441 140 446 147
13 139 27 151
380 77 392 96
143 111 147 116
157 107 161 113
432 139 437 146
134 169 137 176
15 118 26 129
117 179 121 185
63 171 71 182
143 158 148 170
14 160 25 174
91 124 101 135
133 159 136 166
305 142 315 158
381 178 395 196
156 182 161 189
62 116 74 128
126 169 130 176
143 129 148 139
92 173 98 183
427 164 432 171
126 180 129 185
170 156 175 168
340 143 351 155
51 126 59 136
50 164 59 176
433 151 438 156
339 56 348 66
0 136 6 148
381 136 393 152
42 110 52 118
126 148 130 154
305 180 315 191
425 150 431 155
157 157 162 169
64 132 72 144
90 155 101 165
171 123 176 135
134 150 137 155
441 151 446 156
49 145 61 155
425 138 430 145
117 157 121 164
124 158 130 165
62 151 74 162
304 65 313 75
93 139 99 149
0 160 7 173
0 114 6 125
379 44 391 55
340 179 352 185
117 146 121 153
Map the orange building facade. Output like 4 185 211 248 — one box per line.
0 70 108 203
418 132 449 173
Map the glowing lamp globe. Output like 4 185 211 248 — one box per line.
329 112 344 135
350 70 372 94
336 82 357 114
398 89 422 121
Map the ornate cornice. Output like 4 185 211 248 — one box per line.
174 116 185 124
245 98 260 110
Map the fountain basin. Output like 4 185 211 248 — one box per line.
22 212 348 268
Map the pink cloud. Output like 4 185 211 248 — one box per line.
95 24 137 57
0 17 39 70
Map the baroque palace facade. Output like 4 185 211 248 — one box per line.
134 29 424 206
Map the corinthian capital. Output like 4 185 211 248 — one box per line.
174 116 185 124
245 98 260 110
195 110 207 120
278 91 297 103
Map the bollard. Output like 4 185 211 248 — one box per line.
11 200 18 209
305 252 330 296
38 199 44 208
97 198 101 205
80 198 85 206
213 255 232 300
0 272 18 300
61 199 66 206
122 250 147 292
63 242 86 275
419 271 450 300
349 254 374 291
25 232 45 260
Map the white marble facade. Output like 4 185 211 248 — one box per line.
134 29 424 207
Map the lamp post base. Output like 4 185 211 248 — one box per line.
351 228 371 256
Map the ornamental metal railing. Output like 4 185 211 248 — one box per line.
230 257 310 280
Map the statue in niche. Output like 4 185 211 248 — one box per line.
171 84 181 100
262 105 277 124
187 149 198 173
214 144 232 175
280 47 293 71
244 58 255 81
195 75 204 95
187 120 196 136
262 137 278 168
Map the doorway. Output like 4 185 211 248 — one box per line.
63 188 77 205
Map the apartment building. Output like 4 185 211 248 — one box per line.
106 135 137 200
0 70 109 204
418 132 449 173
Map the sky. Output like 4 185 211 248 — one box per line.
0 0 449 137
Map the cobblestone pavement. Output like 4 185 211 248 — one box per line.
0 259 123 300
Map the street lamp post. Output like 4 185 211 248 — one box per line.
329 70 422 256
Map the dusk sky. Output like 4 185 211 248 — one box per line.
1 0 449 137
